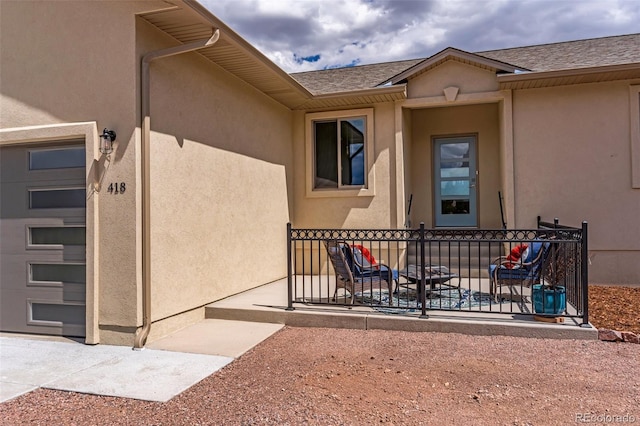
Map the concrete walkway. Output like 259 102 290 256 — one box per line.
0 319 283 403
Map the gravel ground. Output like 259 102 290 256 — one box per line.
1 285 639 425
589 285 640 334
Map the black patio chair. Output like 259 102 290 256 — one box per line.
324 239 394 305
488 241 551 302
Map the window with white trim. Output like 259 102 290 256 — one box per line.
631 85 640 188
305 108 375 197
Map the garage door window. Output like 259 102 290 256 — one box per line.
29 227 85 246
29 302 85 325
29 146 85 170
29 188 85 209
30 263 86 284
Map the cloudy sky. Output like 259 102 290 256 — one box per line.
200 0 639 73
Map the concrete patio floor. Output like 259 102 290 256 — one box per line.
206 277 598 340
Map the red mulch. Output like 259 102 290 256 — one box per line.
589 285 640 334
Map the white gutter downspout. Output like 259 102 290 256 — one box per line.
134 29 220 349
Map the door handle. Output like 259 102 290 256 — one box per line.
470 171 478 188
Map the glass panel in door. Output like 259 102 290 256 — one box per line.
434 136 477 227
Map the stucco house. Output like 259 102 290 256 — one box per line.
1 0 638 346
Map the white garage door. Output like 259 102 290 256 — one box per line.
0 142 86 337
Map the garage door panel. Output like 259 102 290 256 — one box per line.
1 222 85 254
1 249 86 261
1 142 87 337
2 284 85 301
0 290 85 337
1 255 85 289
0 142 85 182
1 182 86 219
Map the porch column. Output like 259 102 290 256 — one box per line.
394 100 408 228
499 89 516 227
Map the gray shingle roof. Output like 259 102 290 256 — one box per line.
291 33 640 95
478 33 640 72
290 59 422 95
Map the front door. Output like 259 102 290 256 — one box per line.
433 136 477 227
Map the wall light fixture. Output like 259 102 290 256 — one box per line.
99 128 116 154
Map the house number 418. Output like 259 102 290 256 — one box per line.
107 182 126 194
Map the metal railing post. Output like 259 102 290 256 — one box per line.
420 222 428 318
581 221 589 326
286 222 294 311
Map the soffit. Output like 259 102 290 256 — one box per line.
138 1 312 109
498 63 640 90
292 86 407 111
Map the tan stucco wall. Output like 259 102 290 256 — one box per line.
292 102 399 229
0 1 171 343
291 103 402 274
137 20 294 325
408 61 499 99
409 103 502 228
512 81 640 283
1 1 295 344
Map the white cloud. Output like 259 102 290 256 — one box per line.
201 0 640 73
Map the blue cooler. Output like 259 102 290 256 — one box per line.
533 285 566 315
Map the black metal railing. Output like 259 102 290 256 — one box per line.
287 218 588 325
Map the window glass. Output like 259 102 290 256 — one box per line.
340 118 365 186
29 146 85 170
314 121 338 188
314 116 366 189
31 303 85 324
31 263 86 284
440 165 469 178
441 199 470 215
441 181 470 196
30 227 85 245
440 143 469 161
30 189 85 209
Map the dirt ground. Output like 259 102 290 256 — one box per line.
1 285 638 426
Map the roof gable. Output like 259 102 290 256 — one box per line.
387 47 524 85
406 59 500 98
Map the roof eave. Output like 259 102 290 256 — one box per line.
183 0 312 94
293 85 407 111
140 0 312 109
497 62 640 89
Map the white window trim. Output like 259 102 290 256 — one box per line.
305 108 375 198
631 85 640 189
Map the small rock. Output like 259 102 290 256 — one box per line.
598 329 623 342
622 332 640 344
